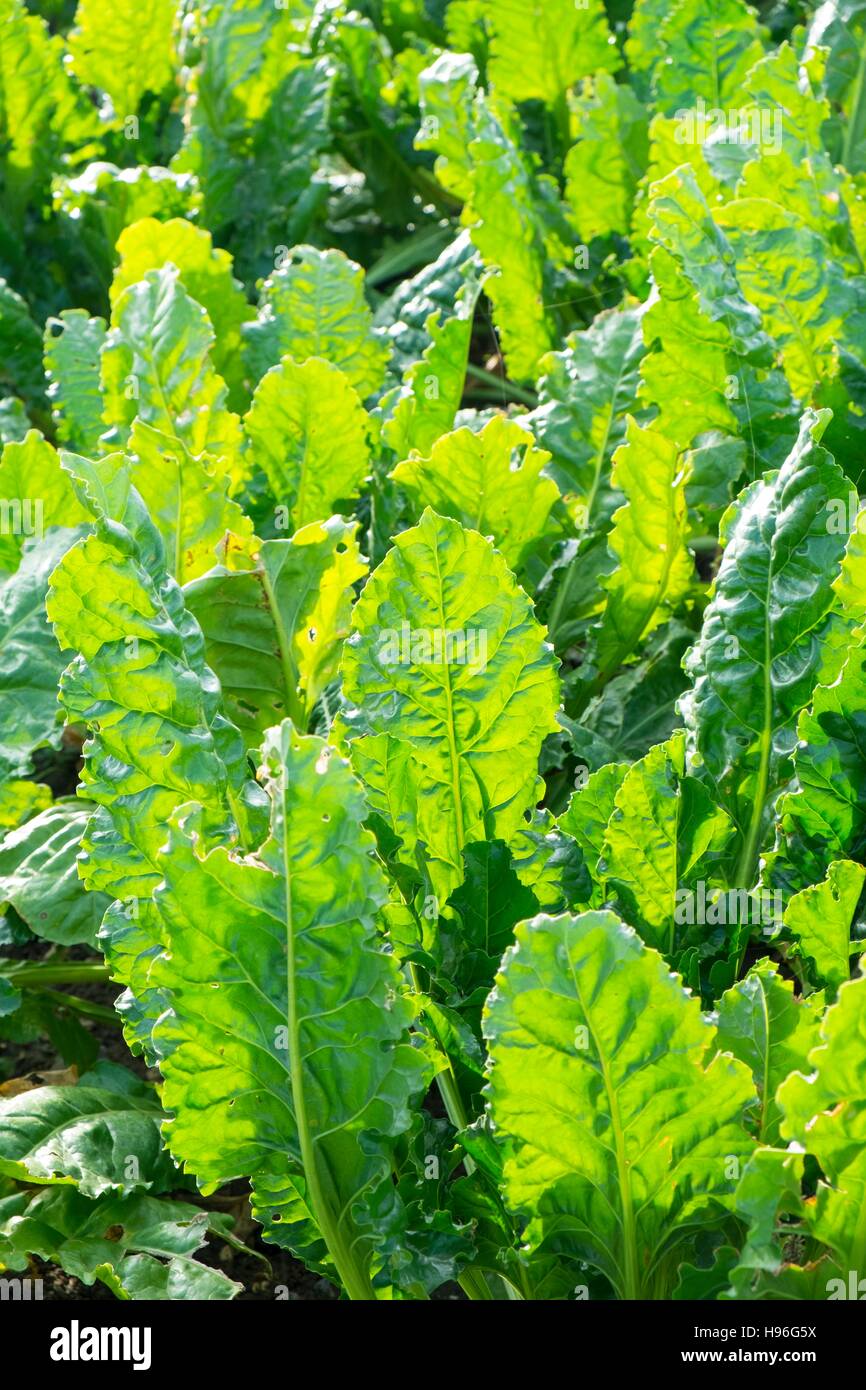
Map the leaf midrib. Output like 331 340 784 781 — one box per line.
278 757 375 1300
430 536 466 854
569 957 641 1300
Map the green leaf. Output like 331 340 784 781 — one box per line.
833 504 866 630
805 0 866 173
631 108 720 245
0 1062 178 1196
112 219 252 410
683 433 748 533
341 508 561 898
538 531 616 658
784 859 866 993
416 52 479 202
648 166 773 363
391 417 559 571
171 6 334 283
598 732 734 956
243 246 389 399
0 779 52 832
374 231 479 375
727 1146 810 1298
0 397 29 445
0 1185 240 1299
640 248 740 453
465 101 554 383
124 420 254 584
529 303 646 515
682 410 853 887
736 150 858 283
641 0 766 115
716 958 822 1143
557 761 629 906
0 799 111 947
244 356 371 529
52 163 199 295
737 42 839 188
47 461 262 897
423 999 486 1077
673 1243 739 1299
68 0 176 116
578 417 694 700
642 167 795 471
0 280 45 413
111 725 431 1298
483 910 755 1299
100 265 244 490
566 620 693 769
0 1 93 229
184 518 367 740
342 732 436 894
43 311 107 456
0 979 20 1018
715 196 866 399
565 73 648 241
443 839 540 996
0 990 99 1073
509 810 591 914
777 970 866 1276
381 258 482 459
483 0 620 107
626 0 673 76
0 529 85 775
417 57 556 383
0 431 90 574
774 641 866 890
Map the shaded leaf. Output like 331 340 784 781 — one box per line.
716 958 822 1143
0 800 111 947
43 311 107 456
0 1061 178 1196
0 1184 240 1299
185 518 367 740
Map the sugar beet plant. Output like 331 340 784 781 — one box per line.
1 0 866 1304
